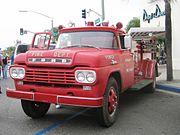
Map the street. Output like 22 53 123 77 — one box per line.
1 77 180 135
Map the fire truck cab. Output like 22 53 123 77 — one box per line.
6 22 157 127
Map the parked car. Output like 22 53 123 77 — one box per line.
14 44 30 58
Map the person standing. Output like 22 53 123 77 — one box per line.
2 56 8 79
0 53 3 79
0 53 3 93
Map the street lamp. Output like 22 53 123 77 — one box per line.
88 9 103 19
19 10 53 30
87 0 105 21
101 0 105 21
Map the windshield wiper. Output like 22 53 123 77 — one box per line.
80 44 100 49
61 44 100 50
61 45 81 49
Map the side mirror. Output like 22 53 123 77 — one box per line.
124 35 132 49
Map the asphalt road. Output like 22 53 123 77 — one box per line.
0 77 180 135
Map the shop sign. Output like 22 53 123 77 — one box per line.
143 4 165 23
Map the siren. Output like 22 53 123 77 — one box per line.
102 20 109 26
116 22 123 29
116 22 125 34
87 21 94 26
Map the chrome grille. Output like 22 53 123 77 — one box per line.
24 68 76 84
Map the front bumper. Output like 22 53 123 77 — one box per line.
6 88 103 107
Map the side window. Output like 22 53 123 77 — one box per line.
17 45 28 55
120 35 125 49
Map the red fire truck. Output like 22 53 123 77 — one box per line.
6 22 157 127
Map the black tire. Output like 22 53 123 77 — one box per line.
97 77 119 127
21 100 50 119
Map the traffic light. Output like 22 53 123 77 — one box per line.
52 27 58 37
20 28 24 35
82 9 86 19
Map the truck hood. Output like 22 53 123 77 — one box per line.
16 48 120 68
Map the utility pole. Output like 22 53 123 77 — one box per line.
101 0 105 21
19 10 53 30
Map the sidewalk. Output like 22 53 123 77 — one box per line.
156 65 180 93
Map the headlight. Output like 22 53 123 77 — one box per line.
75 70 96 83
86 72 95 82
77 72 85 82
10 67 25 79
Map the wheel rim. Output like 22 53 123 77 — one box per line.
32 102 41 111
108 86 117 115
34 102 40 107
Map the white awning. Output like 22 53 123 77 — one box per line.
128 27 165 41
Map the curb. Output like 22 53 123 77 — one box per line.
156 84 180 93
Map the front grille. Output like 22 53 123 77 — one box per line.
24 68 77 85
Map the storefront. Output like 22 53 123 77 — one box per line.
129 0 180 69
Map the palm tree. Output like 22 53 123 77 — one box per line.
164 0 173 81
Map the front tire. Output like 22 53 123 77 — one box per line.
97 77 119 127
21 100 50 118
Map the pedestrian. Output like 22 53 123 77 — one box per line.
0 52 3 80
0 51 3 93
2 56 8 79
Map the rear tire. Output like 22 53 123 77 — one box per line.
21 100 50 118
97 77 119 127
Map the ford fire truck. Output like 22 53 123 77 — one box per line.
6 22 157 127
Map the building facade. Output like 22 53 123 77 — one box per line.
139 0 180 69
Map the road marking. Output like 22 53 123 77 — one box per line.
34 108 90 135
157 89 180 96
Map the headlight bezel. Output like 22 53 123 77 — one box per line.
10 67 25 79
75 70 96 84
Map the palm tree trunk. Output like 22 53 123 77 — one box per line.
164 0 173 81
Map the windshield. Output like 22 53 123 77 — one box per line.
56 31 118 49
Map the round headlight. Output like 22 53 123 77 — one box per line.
86 72 95 82
10 67 25 79
11 69 18 78
77 72 85 82
18 69 25 78
75 70 96 83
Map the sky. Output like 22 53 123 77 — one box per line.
0 0 142 50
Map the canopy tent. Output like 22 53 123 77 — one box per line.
128 27 165 41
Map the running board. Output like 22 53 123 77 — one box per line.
129 79 153 91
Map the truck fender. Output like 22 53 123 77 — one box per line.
106 71 122 93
